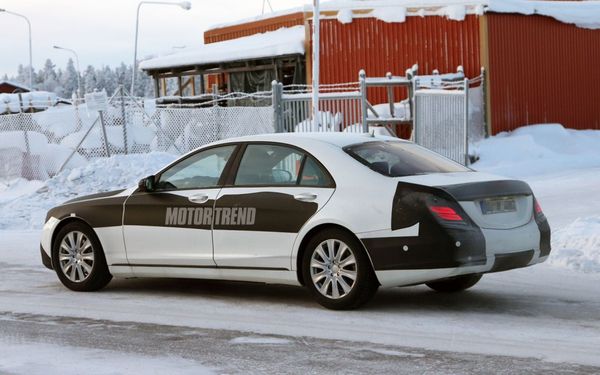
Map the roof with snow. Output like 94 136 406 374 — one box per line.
209 0 600 31
0 80 31 93
140 26 305 72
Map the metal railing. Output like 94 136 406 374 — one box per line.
273 82 363 133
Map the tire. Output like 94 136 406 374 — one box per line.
426 274 482 293
52 221 112 292
302 228 378 310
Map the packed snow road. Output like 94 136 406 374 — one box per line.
0 230 599 373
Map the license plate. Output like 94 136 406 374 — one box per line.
480 197 517 215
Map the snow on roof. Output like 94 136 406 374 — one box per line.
488 0 600 30
139 26 305 71
209 0 600 30
0 80 30 91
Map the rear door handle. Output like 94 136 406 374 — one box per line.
188 194 209 204
294 193 317 202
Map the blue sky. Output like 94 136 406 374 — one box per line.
0 0 308 76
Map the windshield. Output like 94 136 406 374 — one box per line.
343 141 470 177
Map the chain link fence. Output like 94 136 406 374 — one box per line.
0 87 275 181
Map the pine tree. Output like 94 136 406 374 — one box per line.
83 65 97 94
40 59 59 92
61 58 80 98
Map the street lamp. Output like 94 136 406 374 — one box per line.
131 1 191 96
0 8 33 91
53 45 82 98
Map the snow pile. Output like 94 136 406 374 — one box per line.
440 5 466 21
371 7 406 23
0 92 58 114
140 26 305 70
549 216 600 273
471 124 600 178
0 152 176 230
337 8 354 23
368 100 410 120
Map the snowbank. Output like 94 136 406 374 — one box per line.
471 124 600 178
473 124 600 274
549 216 600 273
0 152 176 230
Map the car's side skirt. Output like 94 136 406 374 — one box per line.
108 264 302 286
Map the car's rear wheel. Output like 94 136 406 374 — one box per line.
52 222 112 292
302 228 378 310
426 274 482 293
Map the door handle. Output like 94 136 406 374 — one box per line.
294 193 317 202
188 194 209 204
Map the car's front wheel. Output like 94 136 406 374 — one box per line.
52 222 112 292
302 229 378 310
426 274 482 293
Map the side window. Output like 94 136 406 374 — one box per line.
156 145 236 190
234 144 304 186
300 157 333 187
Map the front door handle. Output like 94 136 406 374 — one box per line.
294 193 317 202
188 194 209 204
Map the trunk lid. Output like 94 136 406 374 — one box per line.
396 172 534 230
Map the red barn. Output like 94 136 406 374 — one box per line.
141 1 600 135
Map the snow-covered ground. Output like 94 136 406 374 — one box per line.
1 124 600 372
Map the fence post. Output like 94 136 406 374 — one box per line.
120 85 129 154
98 110 111 157
359 70 368 133
386 72 395 118
272 80 283 133
464 78 470 166
481 67 489 138
407 68 416 142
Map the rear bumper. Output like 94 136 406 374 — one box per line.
362 217 551 288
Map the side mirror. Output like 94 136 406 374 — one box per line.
138 175 156 192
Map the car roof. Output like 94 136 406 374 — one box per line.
209 132 407 149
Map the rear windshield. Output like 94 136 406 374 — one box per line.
343 141 470 177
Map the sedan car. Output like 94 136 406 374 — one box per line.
40 133 551 309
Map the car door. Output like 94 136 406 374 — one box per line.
123 144 238 267
213 143 335 270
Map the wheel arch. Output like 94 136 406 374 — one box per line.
295 223 378 286
50 216 101 259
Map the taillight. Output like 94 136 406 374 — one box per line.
429 206 464 222
534 198 546 220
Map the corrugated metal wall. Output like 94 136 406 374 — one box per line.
487 13 600 133
205 12 305 43
314 16 481 104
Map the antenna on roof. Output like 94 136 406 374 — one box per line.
261 0 273 15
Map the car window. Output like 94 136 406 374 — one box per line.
234 144 304 186
300 157 333 187
344 141 469 177
156 145 236 190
